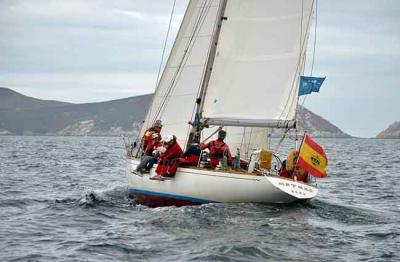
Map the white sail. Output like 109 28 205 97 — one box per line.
140 0 222 146
201 0 314 127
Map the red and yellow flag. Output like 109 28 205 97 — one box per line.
297 135 328 178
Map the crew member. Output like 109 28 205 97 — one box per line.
142 120 162 156
200 130 232 168
279 149 309 183
150 135 183 181
166 133 201 177
135 145 166 174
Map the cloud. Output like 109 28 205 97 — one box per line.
0 72 157 103
0 0 187 28
0 0 187 73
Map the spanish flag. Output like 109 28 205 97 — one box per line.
297 135 328 178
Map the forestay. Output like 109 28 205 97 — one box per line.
202 0 314 127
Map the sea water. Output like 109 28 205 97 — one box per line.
0 136 399 261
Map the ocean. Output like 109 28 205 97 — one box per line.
0 136 399 261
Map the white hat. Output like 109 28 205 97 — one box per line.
163 134 174 143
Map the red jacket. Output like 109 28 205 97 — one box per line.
201 139 232 165
142 128 162 154
159 141 183 161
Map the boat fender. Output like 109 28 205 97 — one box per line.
259 150 272 169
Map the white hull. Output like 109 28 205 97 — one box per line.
126 158 318 207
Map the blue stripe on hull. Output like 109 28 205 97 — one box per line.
128 188 216 205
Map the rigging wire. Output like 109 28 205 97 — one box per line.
184 0 225 146
153 6 211 128
239 127 247 151
301 0 318 107
310 0 318 76
274 128 289 153
278 0 314 121
300 0 304 60
132 0 176 151
155 0 177 87
245 128 254 159
151 0 212 124
275 0 314 152
139 0 177 134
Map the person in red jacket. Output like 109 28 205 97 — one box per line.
200 130 232 168
166 134 201 177
142 120 162 156
150 135 183 181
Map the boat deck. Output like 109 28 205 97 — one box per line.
127 156 311 185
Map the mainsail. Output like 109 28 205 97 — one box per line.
201 0 314 128
140 0 314 155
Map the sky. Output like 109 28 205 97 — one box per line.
0 0 399 138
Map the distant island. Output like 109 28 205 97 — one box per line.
0 87 351 138
376 121 400 139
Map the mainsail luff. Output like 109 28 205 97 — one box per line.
187 0 228 148
195 0 228 127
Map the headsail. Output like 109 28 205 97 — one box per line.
201 0 314 128
140 0 222 146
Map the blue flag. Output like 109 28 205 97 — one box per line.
298 76 326 96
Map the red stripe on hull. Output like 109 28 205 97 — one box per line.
129 193 203 207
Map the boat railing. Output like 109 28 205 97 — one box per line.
122 135 138 158
196 148 283 176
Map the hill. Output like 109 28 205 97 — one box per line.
0 87 71 111
0 88 151 135
0 88 350 137
376 122 400 139
296 106 350 138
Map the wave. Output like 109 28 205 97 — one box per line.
78 184 128 208
302 199 384 225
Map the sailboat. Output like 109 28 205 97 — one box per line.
125 0 323 207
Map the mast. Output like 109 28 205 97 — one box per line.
188 0 228 144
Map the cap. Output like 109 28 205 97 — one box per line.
163 134 174 143
153 120 163 128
